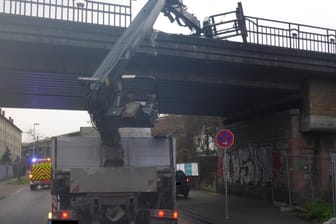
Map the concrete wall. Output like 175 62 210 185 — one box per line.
305 79 336 117
0 164 13 180
224 109 299 183
211 109 335 203
302 78 336 131
226 143 273 186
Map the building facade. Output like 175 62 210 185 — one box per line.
0 109 22 161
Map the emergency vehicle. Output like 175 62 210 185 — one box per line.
28 157 52 190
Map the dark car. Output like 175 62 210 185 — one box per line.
176 170 190 198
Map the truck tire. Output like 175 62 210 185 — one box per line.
135 210 150 224
184 191 189 199
30 185 35 191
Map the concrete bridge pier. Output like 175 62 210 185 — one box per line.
300 78 336 200
222 79 336 203
302 78 336 133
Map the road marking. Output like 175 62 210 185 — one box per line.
180 209 215 224
16 187 25 193
9 186 27 197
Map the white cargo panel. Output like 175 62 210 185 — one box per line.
53 131 175 169
122 137 176 167
55 136 101 169
119 128 152 138
70 167 157 193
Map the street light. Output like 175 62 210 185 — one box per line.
32 123 39 158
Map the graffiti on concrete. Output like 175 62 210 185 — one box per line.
226 143 273 186
195 134 217 154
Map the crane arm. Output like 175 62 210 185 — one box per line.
92 0 201 84
84 0 202 166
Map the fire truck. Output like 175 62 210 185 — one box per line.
28 157 52 191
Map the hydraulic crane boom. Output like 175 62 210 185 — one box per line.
92 0 165 83
92 0 201 83
84 0 201 166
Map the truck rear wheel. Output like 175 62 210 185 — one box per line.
135 210 150 224
30 185 36 191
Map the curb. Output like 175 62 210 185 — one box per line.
0 177 17 183
181 208 216 224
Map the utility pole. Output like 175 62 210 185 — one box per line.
32 123 39 158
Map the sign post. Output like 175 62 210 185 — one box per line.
215 129 234 220
224 148 228 220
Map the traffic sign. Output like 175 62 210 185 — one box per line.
215 129 234 149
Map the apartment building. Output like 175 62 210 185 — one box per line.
0 109 22 161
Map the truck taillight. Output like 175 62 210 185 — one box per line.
150 209 179 219
29 174 33 179
48 211 76 221
62 212 69 219
157 210 165 218
173 211 179 219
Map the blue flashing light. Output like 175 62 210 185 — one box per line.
32 158 37 163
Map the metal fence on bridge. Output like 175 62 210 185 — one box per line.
0 0 131 27
1 0 335 55
244 17 336 54
204 3 336 55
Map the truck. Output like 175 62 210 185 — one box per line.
48 1 204 223
28 157 52 191
48 128 178 224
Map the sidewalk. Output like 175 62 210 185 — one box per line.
0 178 27 200
177 191 311 224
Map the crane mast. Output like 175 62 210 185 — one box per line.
84 0 201 166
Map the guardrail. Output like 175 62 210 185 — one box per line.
245 16 336 54
204 3 336 54
0 0 132 27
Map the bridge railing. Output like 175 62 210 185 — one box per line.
204 6 336 55
0 0 131 27
245 16 336 54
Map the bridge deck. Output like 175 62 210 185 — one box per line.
0 8 335 116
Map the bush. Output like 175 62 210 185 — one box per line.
7 176 29 185
301 201 333 223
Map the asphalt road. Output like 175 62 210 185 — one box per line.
180 213 209 224
0 186 51 224
0 185 203 224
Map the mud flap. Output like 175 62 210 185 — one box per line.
48 221 78 224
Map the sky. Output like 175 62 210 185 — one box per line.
3 0 336 142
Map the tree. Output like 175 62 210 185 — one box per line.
1 147 12 163
25 128 43 142
152 115 223 163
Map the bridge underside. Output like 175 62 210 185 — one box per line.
0 72 299 117
0 54 301 117
0 14 335 119
0 39 304 117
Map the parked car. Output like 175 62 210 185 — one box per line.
176 170 190 198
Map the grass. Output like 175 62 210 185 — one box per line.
7 176 29 185
298 200 334 223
